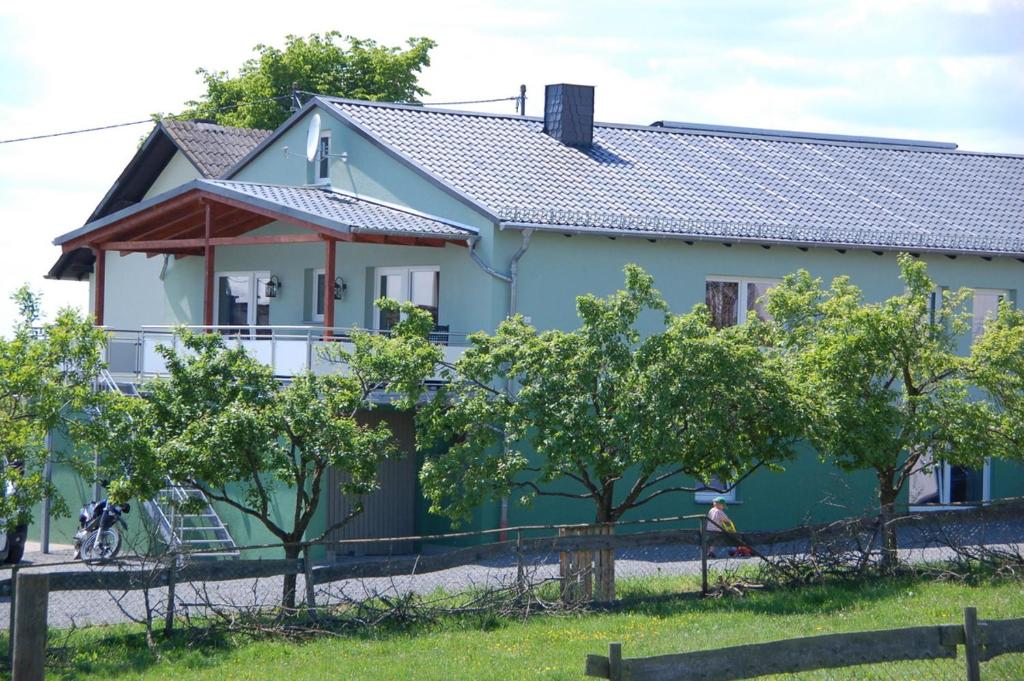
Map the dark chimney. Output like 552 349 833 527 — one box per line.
543 84 594 147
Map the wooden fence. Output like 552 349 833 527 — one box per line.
585 607 1024 681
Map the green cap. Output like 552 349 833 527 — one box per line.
712 496 728 504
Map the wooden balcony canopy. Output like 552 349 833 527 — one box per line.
52 179 477 327
55 179 477 255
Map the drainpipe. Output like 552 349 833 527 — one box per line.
466 229 534 538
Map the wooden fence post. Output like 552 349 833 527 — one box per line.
164 551 177 636
608 642 623 681
964 606 982 681
515 531 526 597
12 571 49 681
303 544 317 620
7 563 18 667
700 520 708 596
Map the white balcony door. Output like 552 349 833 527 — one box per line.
909 449 991 508
374 267 439 331
215 271 271 335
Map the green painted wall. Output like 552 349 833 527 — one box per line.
144 151 201 199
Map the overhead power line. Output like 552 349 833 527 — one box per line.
0 94 294 146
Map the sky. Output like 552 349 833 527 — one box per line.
0 0 1022 334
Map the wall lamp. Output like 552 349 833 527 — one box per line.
264 275 283 298
334 276 348 301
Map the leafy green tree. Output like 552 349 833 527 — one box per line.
0 287 106 532
180 32 436 129
97 301 439 607
419 265 803 525
971 303 1024 454
764 254 1000 566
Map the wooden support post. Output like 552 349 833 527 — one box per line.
964 606 982 681
203 203 215 328
324 238 336 338
608 642 623 681
12 571 49 681
515 530 526 598
164 552 177 636
92 247 105 325
303 545 317 620
700 521 709 597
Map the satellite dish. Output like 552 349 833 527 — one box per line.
305 113 322 163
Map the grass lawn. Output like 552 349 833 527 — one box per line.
25 574 1024 680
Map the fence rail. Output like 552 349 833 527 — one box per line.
584 608 1024 681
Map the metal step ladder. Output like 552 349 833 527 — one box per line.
96 369 238 559
142 481 240 559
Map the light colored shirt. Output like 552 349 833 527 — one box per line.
706 507 734 533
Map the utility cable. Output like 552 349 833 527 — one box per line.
0 94 294 145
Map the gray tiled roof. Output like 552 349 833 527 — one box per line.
162 120 272 178
329 99 1024 256
204 181 476 238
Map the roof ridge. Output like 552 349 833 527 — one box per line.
331 97 1024 158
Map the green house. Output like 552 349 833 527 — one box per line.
43 84 1024 556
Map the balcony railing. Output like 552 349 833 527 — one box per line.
103 325 470 381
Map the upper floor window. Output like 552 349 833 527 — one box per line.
317 132 331 182
972 289 1007 340
374 266 440 331
705 277 780 328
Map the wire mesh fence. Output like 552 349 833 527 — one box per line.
2 498 1023 678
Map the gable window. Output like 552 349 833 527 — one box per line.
317 131 331 182
705 277 779 328
215 271 271 335
695 475 737 503
971 289 1007 340
374 266 440 331
311 269 327 322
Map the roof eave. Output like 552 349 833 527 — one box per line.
499 221 1024 261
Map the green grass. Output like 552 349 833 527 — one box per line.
18 574 1024 680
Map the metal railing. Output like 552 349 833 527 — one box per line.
102 325 470 380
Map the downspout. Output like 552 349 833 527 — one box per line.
466 228 534 537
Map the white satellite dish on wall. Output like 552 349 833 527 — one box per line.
305 113 322 163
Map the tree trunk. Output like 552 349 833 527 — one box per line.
282 543 301 611
877 471 899 572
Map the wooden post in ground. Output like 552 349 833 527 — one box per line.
964 606 982 681
303 545 317 620
12 571 49 681
608 642 623 681
593 524 615 603
515 531 526 597
164 552 177 636
700 521 708 596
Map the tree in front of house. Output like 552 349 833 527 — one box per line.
98 301 439 608
179 32 436 129
970 302 1024 454
418 265 804 526
764 254 1001 567
0 287 107 549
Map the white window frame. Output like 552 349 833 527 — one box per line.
373 265 440 330
213 270 271 330
705 276 781 327
971 288 1008 341
311 268 326 322
316 130 332 183
694 476 737 504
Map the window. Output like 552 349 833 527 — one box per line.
374 266 440 331
695 475 736 503
909 449 990 507
215 271 271 335
705 277 780 328
972 289 1006 340
311 269 327 322
317 132 331 182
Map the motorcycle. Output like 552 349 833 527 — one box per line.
74 498 130 561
